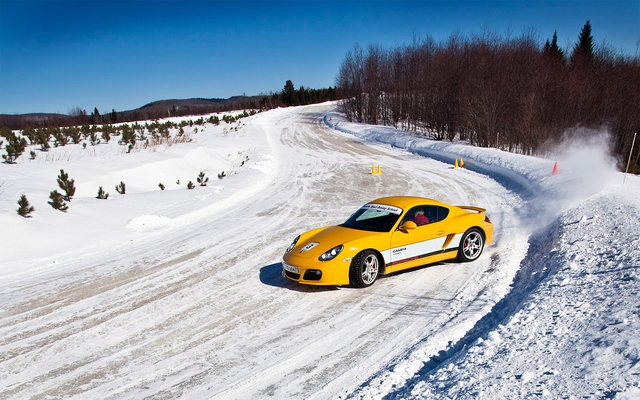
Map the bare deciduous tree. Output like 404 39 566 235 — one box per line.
335 23 640 173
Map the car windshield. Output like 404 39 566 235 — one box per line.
340 203 403 232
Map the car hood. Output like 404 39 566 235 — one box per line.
292 225 383 259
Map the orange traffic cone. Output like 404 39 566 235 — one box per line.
552 162 558 175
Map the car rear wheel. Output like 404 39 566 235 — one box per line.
458 228 484 262
349 250 379 288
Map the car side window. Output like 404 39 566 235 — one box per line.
402 206 430 226
425 206 449 223
402 205 450 226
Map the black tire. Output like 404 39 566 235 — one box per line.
349 250 380 288
458 228 485 262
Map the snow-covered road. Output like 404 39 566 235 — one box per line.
3 103 638 399
0 104 528 399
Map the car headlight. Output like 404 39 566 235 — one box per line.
286 235 300 253
318 245 344 261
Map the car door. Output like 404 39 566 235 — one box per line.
387 206 450 273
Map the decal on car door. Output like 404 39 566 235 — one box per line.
383 233 462 267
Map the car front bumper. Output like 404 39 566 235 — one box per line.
281 257 351 286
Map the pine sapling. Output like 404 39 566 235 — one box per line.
37 129 51 151
197 172 209 186
57 169 76 201
49 190 68 211
115 181 126 194
16 194 35 217
97 186 109 199
187 181 195 190
218 171 226 179
2 130 28 163
158 183 165 190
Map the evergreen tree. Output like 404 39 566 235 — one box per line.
53 129 69 147
0 126 10 139
543 31 565 62
81 124 90 139
97 186 109 199
158 183 165 190
36 128 51 151
49 190 68 211
197 172 209 186
282 80 299 106
57 169 76 201
68 126 82 144
187 181 195 189
89 131 99 146
571 20 595 65
121 124 135 145
2 130 28 163
91 107 102 124
22 126 37 145
115 181 126 194
16 194 35 217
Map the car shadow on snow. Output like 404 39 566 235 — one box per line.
259 261 455 292
259 263 340 292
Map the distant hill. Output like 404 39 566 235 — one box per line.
131 96 268 118
0 95 276 130
0 83 340 130
138 96 254 109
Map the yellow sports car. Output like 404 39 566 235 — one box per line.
282 196 493 287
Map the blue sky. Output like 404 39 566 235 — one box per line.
1 0 638 115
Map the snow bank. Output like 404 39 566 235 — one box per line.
404 191 640 399
324 107 640 399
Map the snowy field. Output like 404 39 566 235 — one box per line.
0 103 639 399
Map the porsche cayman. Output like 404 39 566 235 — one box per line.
282 196 493 287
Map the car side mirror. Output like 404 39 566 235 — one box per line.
398 220 417 232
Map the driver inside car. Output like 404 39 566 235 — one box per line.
413 210 429 226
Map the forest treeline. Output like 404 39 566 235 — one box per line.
336 22 639 173
0 81 339 131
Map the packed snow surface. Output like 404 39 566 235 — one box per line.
0 103 638 399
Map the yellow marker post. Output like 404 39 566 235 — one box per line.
460 158 464 167
377 165 382 174
454 159 459 168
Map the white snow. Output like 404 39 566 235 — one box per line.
1 103 639 399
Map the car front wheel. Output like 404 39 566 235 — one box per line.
349 250 379 288
458 228 484 262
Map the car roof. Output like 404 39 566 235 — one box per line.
368 196 447 209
